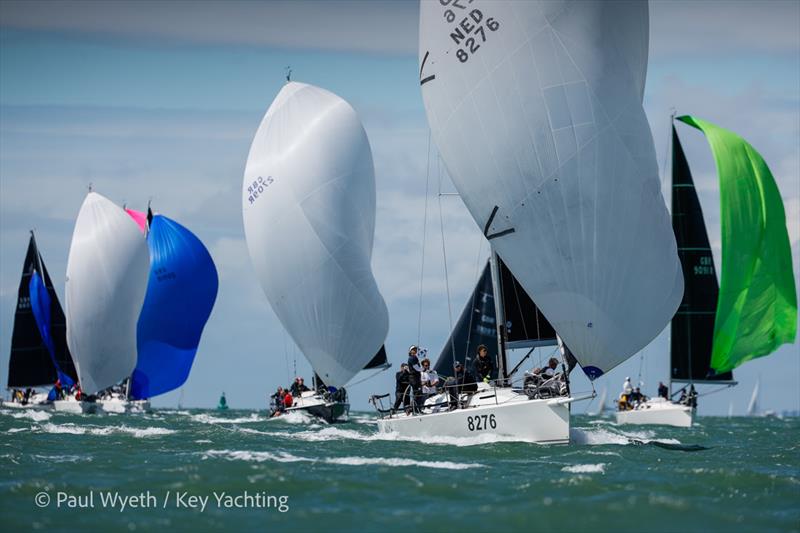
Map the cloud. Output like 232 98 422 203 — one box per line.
0 0 419 55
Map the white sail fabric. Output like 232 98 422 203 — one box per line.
419 0 683 379
65 192 150 394
242 81 389 387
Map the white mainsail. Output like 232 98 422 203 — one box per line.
419 0 683 379
65 192 150 394
242 81 389 387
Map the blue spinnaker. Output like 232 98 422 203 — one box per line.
29 272 74 391
130 215 218 399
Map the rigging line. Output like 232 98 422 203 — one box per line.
417 129 432 346
282 329 291 386
347 366 391 388
437 154 456 366
660 109 676 202
462 232 486 363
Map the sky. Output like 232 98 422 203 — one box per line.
0 0 798 415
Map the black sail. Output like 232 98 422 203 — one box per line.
497 256 557 348
8 235 77 387
434 262 497 378
670 126 732 383
363 345 389 370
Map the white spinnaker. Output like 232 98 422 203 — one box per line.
65 192 150 394
242 82 389 387
419 0 683 379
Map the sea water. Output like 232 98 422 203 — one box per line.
1 408 797 531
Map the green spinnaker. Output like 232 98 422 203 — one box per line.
677 115 797 374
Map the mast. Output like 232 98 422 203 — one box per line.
488 249 508 384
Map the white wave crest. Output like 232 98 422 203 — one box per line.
202 449 484 470
38 423 175 438
562 463 605 474
266 410 322 425
190 413 264 425
5 410 52 422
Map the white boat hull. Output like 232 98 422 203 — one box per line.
1 392 53 410
376 385 572 444
615 398 694 427
53 398 101 414
276 391 348 423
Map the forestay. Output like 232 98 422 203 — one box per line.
419 0 683 378
65 192 150 394
242 81 389 387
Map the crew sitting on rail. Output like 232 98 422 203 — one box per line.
473 344 494 383
446 361 477 409
290 376 310 396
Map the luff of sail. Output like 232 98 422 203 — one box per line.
419 1 683 378
65 192 150 394
670 125 732 383
242 81 389 387
677 116 797 374
8 234 78 388
129 212 219 400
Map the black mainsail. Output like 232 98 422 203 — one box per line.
363 345 389 370
8 233 77 388
670 126 733 383
434 259 557 378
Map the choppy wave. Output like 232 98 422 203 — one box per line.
570 426 680 446
202 449 485 470
266 410 322 425
562 463 605 474
4 410 52 422
38 423 175 438
187 412 265 425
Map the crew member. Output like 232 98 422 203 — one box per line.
393 363 412 412
473 345 495 383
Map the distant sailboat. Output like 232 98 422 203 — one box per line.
61 192 150 413
242 81 389 422
588 388 608 417
617 116 796 427
746 378 760 417
2 232 78 409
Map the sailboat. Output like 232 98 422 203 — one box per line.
96 207 219 414
746 378 759 417
60 192 151 413
616 116 796 427
587 388 608 418
2 232 79 409
374 0 683 443
242 80 390 423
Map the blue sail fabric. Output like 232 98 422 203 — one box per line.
29 272 74 393
130 215 218 400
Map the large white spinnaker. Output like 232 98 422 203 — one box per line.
419 0 683 379
65 192 150 394
242 81 389 387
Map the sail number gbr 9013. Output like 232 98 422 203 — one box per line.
467 414 497 431
439 1 500 64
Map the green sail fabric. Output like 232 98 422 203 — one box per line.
677 115 797 374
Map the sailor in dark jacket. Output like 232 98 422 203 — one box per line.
447 361 478 407
393 363 412 411
473 344 495 383
407 345 423 409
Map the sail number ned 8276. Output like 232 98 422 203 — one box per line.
439 0 500 64
467 414 497 431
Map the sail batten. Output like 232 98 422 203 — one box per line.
420 0 684 378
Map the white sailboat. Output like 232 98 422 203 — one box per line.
617 110 796 426
587 387 607 417
374 0 683 443
242 80 390 423
746 378 760 417
59 192 150 414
